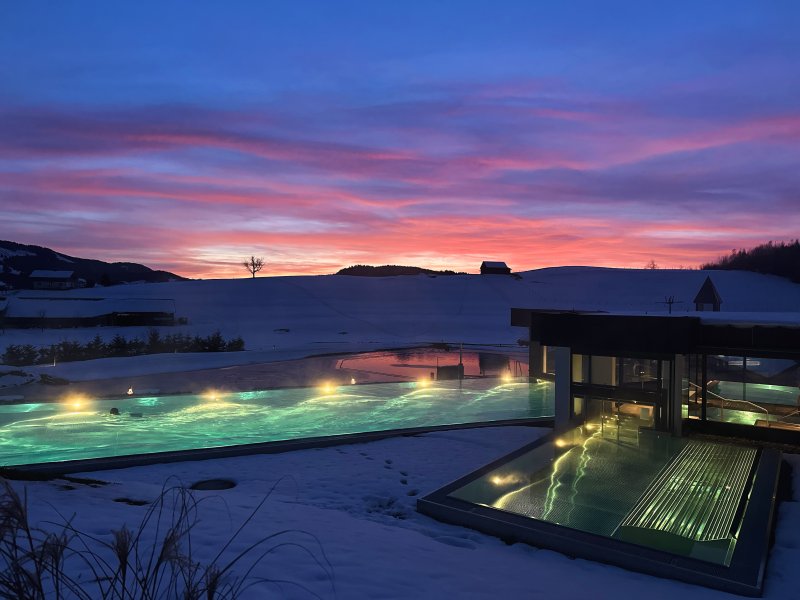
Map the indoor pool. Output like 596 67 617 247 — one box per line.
0 377 553 467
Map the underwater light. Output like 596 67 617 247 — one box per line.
63 394 89 412
501 372 513 383
490 473 524 486
554 438 568 448
201 389 224 403
320 382 335 394
417 378 431 388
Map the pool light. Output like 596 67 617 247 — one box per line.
63 394 89 412
320 382 336 394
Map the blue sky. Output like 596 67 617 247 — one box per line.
1 1 799 277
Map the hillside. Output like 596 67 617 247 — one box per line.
0 240 186 289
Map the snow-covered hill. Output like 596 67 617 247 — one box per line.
4 267 800 357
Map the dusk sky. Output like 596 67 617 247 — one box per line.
2 1 799 278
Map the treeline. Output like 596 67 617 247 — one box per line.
1 329 245 367
702 240 800 283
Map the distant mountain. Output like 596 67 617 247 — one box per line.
336 264 466 277
702 240 800 283
0 240 187 290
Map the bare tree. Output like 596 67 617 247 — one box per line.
243 256 264 278
645 259 659 270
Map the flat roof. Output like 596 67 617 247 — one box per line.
512 308 800 358
29 270 74 279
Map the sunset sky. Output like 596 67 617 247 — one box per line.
2 1 799 278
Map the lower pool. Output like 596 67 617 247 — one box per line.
0 378 553 467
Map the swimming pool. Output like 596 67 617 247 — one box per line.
419 421 780 595
0 378 553 467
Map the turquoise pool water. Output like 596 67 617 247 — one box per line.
0 378 553 467
449 424 756 565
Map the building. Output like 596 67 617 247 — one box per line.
419 308 796 596
480 261 511 275
694 275 723 311
2 297 176 328
28 270 78 290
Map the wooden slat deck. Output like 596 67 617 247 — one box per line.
617 441 757 542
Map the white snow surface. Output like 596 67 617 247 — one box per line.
3 267 800 379
0 247 35 260
7 427 799 599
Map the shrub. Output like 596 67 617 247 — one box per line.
0 479 333 599
3 332 246 367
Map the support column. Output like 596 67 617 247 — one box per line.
554 346 572 433
671 354 685 436
529 340 545 379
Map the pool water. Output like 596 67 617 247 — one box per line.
0 378 553 467
449 423 757 565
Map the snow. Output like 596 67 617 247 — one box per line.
4 427 797 599
1 267 800 597
2 267 799 377
0 247 35 260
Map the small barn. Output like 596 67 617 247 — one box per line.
694 276 723 312
29 270 78 290
480 261 511 275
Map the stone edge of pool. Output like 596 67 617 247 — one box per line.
0 417 554 475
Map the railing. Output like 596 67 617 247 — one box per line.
688 382 770 426
778 409 800 424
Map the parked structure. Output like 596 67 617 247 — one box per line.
694 275 723 311
28 270 80 290
2 297 176 328
480 261 511 275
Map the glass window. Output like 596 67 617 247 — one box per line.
590 355 617 386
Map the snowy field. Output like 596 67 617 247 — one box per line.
3 267 800 383
2 268 800 597
6 426 799 599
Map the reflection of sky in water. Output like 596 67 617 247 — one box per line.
339 350 527 379
0 379 551 466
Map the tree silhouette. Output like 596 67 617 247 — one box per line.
243 256 264 278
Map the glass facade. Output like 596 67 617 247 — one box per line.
568 351 672 435
702 355 800 429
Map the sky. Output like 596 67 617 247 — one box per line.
1 1 799 279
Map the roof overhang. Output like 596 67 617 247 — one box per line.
512 308 800 359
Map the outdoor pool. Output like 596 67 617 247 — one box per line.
0 377 553 467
